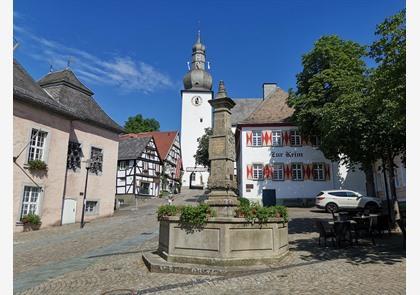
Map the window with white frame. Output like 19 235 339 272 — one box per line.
313 163 325 181
28 129 48 161
191 172 196 181
273 163 284 180
394 168 402 188
118 160 128 171
20 186 41 218
85 201 99 214
252 131 262 146
253 164 263 180
290 130 301 146
90 147 103 173
311 136 321 147
272 131 282 146
291 163 303 181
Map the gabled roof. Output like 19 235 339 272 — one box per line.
120 131 179 161
37 69 123 133
231 98 261 126
38 69 94 95
14 59 123 133
118 137 153 160
13 59 78 118
239 87 294 125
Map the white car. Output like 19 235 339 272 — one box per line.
315 190 381 213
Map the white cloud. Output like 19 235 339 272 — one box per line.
13 26 175 94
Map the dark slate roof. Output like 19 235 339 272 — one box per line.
38 70 124 133
38 69 94 95
13 59 78 118
120 131 179 160
14 59 124 133
118 137 152 160
231 98 261 126
239 88 294 125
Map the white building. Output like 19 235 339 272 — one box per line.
180 32 213 188
235 85 367 205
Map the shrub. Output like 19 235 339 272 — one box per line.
235 201 288 224
157 205 179 220
27 160 48 172
21 213 42 225
180 204 214 227
238 197 250 207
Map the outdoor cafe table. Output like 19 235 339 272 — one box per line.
328 220 357 247
349 214 380 245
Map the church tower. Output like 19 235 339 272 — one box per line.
180 31 213 188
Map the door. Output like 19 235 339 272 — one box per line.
262 189 276 207
62 199 77 224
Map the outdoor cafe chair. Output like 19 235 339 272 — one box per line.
316 220 336 247
351 215 377 246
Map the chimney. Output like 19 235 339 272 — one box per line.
263 83 277 99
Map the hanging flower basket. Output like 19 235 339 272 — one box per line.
27 160 48 172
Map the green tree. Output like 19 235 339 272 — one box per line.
368 9 406 221
124 114 160 133
287 35 378 195
194 128 212 168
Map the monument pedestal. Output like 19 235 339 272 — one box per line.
205 190 239 217
147 216 288 269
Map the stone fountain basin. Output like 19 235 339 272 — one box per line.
156 216 288 266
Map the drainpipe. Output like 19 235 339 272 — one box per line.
60 122 73 226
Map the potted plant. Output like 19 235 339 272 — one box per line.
27 160 48 172
21 213 42 231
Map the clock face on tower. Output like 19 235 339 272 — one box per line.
191 96 203 106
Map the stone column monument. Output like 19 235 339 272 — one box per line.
206 81 239 217
144 80 288 272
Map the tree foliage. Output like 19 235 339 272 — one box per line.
124 114 160 133
368 9 406 164
287 10 406 222
194 127 212 168
287 35 375 171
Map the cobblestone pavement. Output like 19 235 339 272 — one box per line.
14 193 406 295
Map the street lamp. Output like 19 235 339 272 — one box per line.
80 154 101 229
80 159 91 228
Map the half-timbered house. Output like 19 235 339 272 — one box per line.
120 131 183 193
117 136 162 201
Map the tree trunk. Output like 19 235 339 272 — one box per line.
387 155 401 222
363 163 376 197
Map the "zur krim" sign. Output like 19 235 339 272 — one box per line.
270 151 303 158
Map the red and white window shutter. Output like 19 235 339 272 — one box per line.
324 163 331 181
282 131 290 146
262 130 272 146
246 131 253 146
246 164 253 180
264 164 272 179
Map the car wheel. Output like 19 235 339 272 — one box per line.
326 203 338 213
365 202 379 212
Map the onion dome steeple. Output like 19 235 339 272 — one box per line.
183 31 213 91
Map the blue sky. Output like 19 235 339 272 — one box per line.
13 0 405 131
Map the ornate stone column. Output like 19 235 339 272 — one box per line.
206 81 239 217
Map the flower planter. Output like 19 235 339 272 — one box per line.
23 223 41 232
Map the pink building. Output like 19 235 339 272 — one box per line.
13 59 123 232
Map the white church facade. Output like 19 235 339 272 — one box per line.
180 33 213 188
